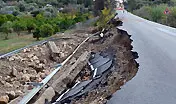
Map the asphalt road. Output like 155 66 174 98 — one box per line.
108 11 176 104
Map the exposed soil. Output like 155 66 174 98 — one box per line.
38 26 138 104
70 28 139 104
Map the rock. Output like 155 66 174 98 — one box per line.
36 77 42 82
27 69 37 75
23 49 27 53
11 68 18 77
60 52 65 58
10 78 16 82
40 73 46 79
28 62 35 67
44 70 50 76
30 76 37 82
22 74 30 82
9 57 15 61
15 90 23 96
62 42 67 48
40 49 46 55
0 80 6 85
5 76 11 82
33 46 39 51
0 95 9 104
5 82 13 88
6 91 16 100
47 41 60 61
23 48 30 53
23 85 29 92
17 72 23 80
33 56 39 60
34 87 55 104
40 59 47 64
23 69 27 74
28 54 34 58
38 63 44 69
12 81 21 88
35 60 40 64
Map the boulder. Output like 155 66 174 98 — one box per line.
6 91 16 100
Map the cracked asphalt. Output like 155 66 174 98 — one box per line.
108 11 176 104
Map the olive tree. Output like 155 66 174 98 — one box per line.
40 24 54 37
12 20 26 36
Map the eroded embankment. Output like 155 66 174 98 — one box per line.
66 28 139 104
31 23 139 104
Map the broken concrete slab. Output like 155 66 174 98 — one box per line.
47 41 60 61
34 87 55 104
51 51 90 95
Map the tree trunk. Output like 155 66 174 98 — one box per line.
28 30 32 33
17 32 20 36
4 33 8 40
36 37 40 41
94 0 105 16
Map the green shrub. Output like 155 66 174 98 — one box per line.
167 7 176 27
95 8 114 29
150 4 167 23
133 6 152 20
33 28 41 40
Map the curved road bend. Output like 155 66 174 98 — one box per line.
108 11 176 104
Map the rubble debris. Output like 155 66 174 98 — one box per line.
0 34 82 102
54 49 115 104
48 25 138 104
51 51 89 94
